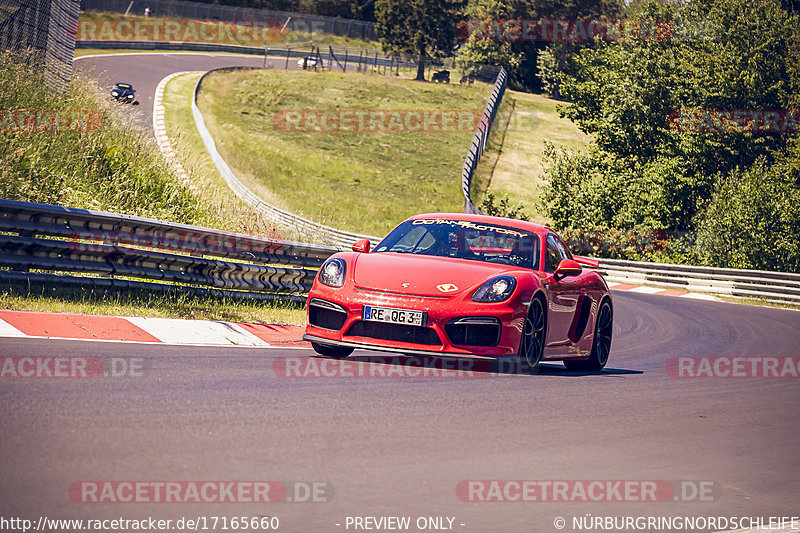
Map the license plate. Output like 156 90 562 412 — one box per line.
362 305 426 326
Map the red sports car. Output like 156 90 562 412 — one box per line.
302 214 612 371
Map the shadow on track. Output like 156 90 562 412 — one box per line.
306 354 643 379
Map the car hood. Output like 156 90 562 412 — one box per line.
352 252 512 297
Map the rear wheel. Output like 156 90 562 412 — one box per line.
518 297 546 371
311 342 353 359
564 299 612 371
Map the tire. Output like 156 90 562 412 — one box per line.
564 299 612 371
518 296 546 371
311 341 353 359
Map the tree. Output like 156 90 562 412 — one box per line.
694 149 800 272
456 0 623 91
539 0 800 270
375 0 465 80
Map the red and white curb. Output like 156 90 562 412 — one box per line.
606 281 724 302
0 310 306 348
153 71 200 193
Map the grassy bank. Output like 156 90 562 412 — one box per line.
160 72 299 239
0 50 305 323
0 50 199 222
473 91 591 224
197 69 493 235
0 291 306 324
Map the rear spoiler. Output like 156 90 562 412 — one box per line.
573 255 599 268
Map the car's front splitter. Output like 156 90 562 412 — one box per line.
303 334 518 360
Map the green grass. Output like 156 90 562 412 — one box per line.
1 49 199 222
0 291 306 324
197 69 493 235
160 72 303 239
79 10 378 49
0 50 308 323
473 91 591 224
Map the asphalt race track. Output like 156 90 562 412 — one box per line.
2 53 799 533
74 53 292 127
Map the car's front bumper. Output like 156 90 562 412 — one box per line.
304 287 526 357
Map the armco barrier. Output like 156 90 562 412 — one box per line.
461 67 508 214
0 199 337 301
192 67 381 247
1 200 797 304
76 39 271 56
597 258 800 304
75 40 411 70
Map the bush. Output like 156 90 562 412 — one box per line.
480 191 529 221
0 49 200 223
538 0 800 272
695 154 800 272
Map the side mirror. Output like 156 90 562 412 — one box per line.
554 258 582 280
352 239 371 254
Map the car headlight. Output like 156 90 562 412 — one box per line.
127 94 134 98
111 91 118 96
318 258 346 287
471 275 517 303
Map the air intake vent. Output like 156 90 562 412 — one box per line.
308 298 347 331
445 317 501 346
346 321 442 345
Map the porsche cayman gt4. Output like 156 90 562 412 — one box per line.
302 214 613 371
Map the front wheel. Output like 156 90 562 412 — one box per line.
311 341 353 359
564 299 612 371
518 297 546 371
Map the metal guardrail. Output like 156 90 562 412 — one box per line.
58 48 800 305
461 67 508 214
2 200 797 305
76 40 422 71
597 258 800 304
192 67 381 247
76 39 272 56
0 199 338 301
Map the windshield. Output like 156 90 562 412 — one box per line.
374 218 540 270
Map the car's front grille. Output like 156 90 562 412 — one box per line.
445 317 501 347
345 321 442 346
308 299 347 331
